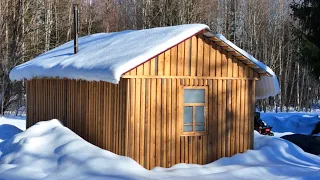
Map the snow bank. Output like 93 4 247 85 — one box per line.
0 120 149 180
0 116 26 131
261 113 320 135
0 119 320 180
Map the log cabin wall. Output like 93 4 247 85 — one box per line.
26 79 127 156
123 34 259 169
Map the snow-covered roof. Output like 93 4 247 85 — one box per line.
9 24 279 99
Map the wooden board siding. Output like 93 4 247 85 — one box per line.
125 78 255 169
122 34 257 169
26 78 127 156
123 34 260 79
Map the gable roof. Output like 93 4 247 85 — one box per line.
9 24 279 99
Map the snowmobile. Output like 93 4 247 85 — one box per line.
254 112 274 136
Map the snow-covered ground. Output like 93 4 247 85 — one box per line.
261 112 320 137
0 113 320 180
0 116 26 132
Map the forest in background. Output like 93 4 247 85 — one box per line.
0 0 319 114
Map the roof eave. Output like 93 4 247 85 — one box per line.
202 31 272 77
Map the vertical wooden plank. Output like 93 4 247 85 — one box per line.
173 79 178 165
210 43 216 76
101 82 105 149
150 58 156 76
230 79 237 155
203 39 210 77
156 78 161 167
161 79 167 167
247 80 252 150
233 57 239 77
135 78 141 164
226 80 232 157
143 58 150 76
191 36 197 77
180 136 184 163
140 78 146 166
222 80 227 157
244 80 249 150
167 79 172 167
117 83 121 153
235 80 240 153
164 50 171 76
184 39 191 78
158 53 164 76
129 79 135 158
145 79 150 168
171 45 177 76
93 82 97 145
221 50 228 77
192 136 197 164
38 79 42 121
216 45 222 77
238 61 244 78
123 80 128 156
125 80 130 157
251 81 256 149
197 35 204 77
177 42 184 76
239 80 245 152
188 136 192 164
150 78 156 168
217 79 222 159
207 80 213 162
227 53 233 77
115 83 119 153
176 43 184 165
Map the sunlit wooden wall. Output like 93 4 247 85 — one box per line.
123 34 258 169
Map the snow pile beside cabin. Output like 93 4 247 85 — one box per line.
1 119 320 180
10 24 279 99
261 113 320 135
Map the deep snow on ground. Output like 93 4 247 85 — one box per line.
261 112 320 137
0 114 319 180
0 116 26 132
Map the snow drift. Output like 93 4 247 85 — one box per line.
261 113 320 134
0 119 320 180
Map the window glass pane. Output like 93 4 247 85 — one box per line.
184 106 193 124
195 125 205 131
184 89 205 103
195 106 204 123
184 125 193 132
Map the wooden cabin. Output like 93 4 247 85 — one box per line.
10 24 279 169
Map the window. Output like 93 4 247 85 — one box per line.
182 87 208 136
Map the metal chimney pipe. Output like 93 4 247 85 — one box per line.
73 4 79 54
